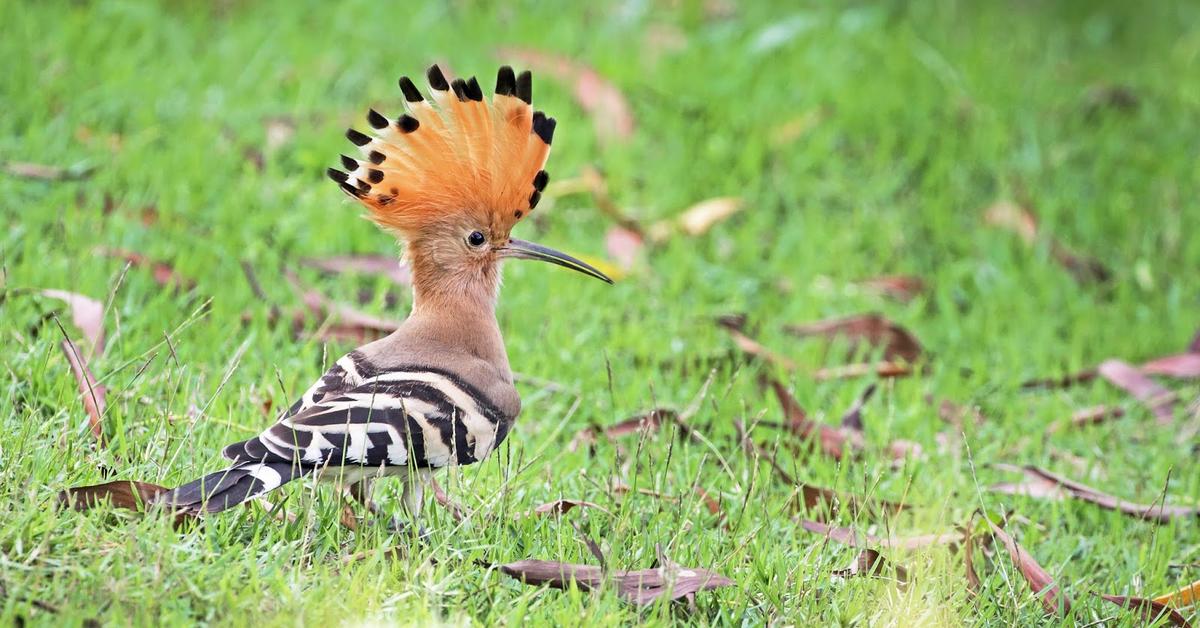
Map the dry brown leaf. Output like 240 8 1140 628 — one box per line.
831 548 909 584
41 289 105 353
813 362 911 381
769 108 824 147
799 519 962 550
766 377 858 460
569 409 675 453
839 383 877 432
301 255 411 286
60 339 107 446
784 313 922 364
855 275 926 303
986 519 1071 616
985 201 1038 245
963 527 982 595
1021 368 1098 390
734 420 904 519
500 49 634 143
717 317 798 371
498 559 733 606
60 480 171 511
4 161 92 180
675 197 744 237
429 476 466 523
97 248 194 289
264 116 296 152
1062 405 1125 431
530 500 612 517
1141 354 1200 379
1096 593 1192 627
935 397 986 429
992 465 1200 523
1155 579 1200 608
59 480 193 527
984 201 1109 283
1099 359 1176 423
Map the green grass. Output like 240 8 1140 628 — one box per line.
3 0 1199 624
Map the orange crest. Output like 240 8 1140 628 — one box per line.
327 65 554 235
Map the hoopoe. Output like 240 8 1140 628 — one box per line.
159 65 611 530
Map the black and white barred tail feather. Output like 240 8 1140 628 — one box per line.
158 353 512 514
160 462 306 514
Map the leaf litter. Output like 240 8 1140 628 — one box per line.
989 464 1199 523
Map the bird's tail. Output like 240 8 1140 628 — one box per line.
157 461 307 514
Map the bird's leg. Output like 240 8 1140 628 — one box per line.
399 469 431 540
344 478 406 532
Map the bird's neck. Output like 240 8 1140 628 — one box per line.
404 257 511 379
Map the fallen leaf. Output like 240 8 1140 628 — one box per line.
717 316 798 371
783 313 922 363
500 49 634 143
579 166 645 236
986 519 1071 616
40 289 105 353
1155 579 1200 608
97 248 194 289
301 255 411 286
799 519 962 550
840 383 877 432
1141 354 1200 379
1020 368 1098 390
813 362 911 381
991 465 1200 523
886 440 923 463
1096 593 1192 627
429 477 466 523
59 480 192 526
498 559 733 606
831 548 909 584
963 525 984 595
766 376 858 460
4 161 93 181
769 108 824 147
530 500 612 517
1099 359 1176 423
605 226 644 272
984 201 1109 283
985 201 1038 245
1059 405 1125 431
854 275 926 303
264 116 296 152
59 339 107 446
935 398 986 429
674 197 744 237
734 420 904 518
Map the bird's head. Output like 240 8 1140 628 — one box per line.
328 65 611 302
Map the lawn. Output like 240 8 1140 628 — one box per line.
3 0 1199 625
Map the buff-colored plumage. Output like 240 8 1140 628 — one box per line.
327 65 554 237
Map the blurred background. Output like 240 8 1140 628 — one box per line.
3 0 1199 624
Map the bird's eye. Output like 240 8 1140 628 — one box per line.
467 231 487 247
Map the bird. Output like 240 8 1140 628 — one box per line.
158 64 612 532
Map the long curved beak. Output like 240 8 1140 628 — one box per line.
502 239 614 284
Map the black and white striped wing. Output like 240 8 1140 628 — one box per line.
227 368 512 471
223 351 376 461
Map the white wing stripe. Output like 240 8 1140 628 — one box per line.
360 370 498 460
